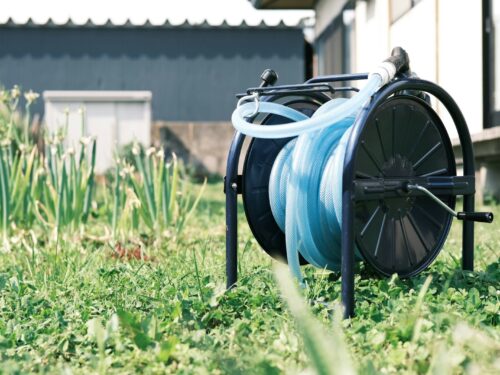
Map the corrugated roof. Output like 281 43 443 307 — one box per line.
252 0 316 10
0 0 314 29
0 17 301 29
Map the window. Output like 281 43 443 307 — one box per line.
390 0 423 23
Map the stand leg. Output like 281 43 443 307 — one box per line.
225 132 245 290
462 194 474 271
226 185 238 289
341 190 355 318
226 188 238 289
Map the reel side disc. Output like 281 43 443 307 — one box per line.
353 95 456 277
242 98 326 263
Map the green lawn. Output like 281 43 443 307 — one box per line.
0 183 498 374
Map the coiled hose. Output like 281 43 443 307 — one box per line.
232 72 387 282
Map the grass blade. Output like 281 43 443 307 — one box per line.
274 263 356 375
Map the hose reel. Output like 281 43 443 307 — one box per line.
242 97 328 264
225 48 494 318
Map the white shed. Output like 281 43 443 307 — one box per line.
43 91 152 173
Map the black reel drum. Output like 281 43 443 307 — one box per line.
242 95 328 265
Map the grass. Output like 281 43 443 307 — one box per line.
0 182 498 374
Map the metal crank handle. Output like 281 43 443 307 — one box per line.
456 211 494 223
406 184 494 223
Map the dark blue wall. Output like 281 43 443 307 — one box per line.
0 27 305 121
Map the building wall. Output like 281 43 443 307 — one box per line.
496 1 500 112
437 0 483 138
354 0 390 73
313 0 500 199
389 0 437 84
152 121 243 176
315 0 350 36
326 0 483 139
0 26 305 122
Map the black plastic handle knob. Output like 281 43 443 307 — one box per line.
260 69 278 87
456 212 494 223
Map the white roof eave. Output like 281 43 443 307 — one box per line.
0 0 315 29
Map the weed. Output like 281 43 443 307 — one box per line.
0 184 498 374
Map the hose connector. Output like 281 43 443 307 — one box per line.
385 47 410 74
369 61 397 86
370 46 411 86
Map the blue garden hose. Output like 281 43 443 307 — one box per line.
232 73 387 282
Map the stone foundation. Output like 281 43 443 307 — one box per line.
152 121 249 177
453 127 500 203
152 122 500 203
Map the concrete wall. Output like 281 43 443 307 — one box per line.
0 26 305 122
152 121 245 177
453 127 500 201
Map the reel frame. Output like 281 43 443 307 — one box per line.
225 73 478 319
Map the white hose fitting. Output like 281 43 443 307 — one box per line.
237 92 260 118
369 61 397 86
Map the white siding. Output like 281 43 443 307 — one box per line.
315 0 350 36
390 0 437 84
437 0 483 138
355 0 391 73
351 0 482 139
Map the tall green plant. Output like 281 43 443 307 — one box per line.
0 87 97 247
39 135 97 240
0 86 206 246
0 87 42 248
111 144 206 239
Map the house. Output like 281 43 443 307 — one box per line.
252 0 500 201
0 0 313 173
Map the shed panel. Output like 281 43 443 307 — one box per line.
0 27 305 121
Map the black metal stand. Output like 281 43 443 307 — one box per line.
225 74 482 319
225 131 245 289
340 78 477 318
